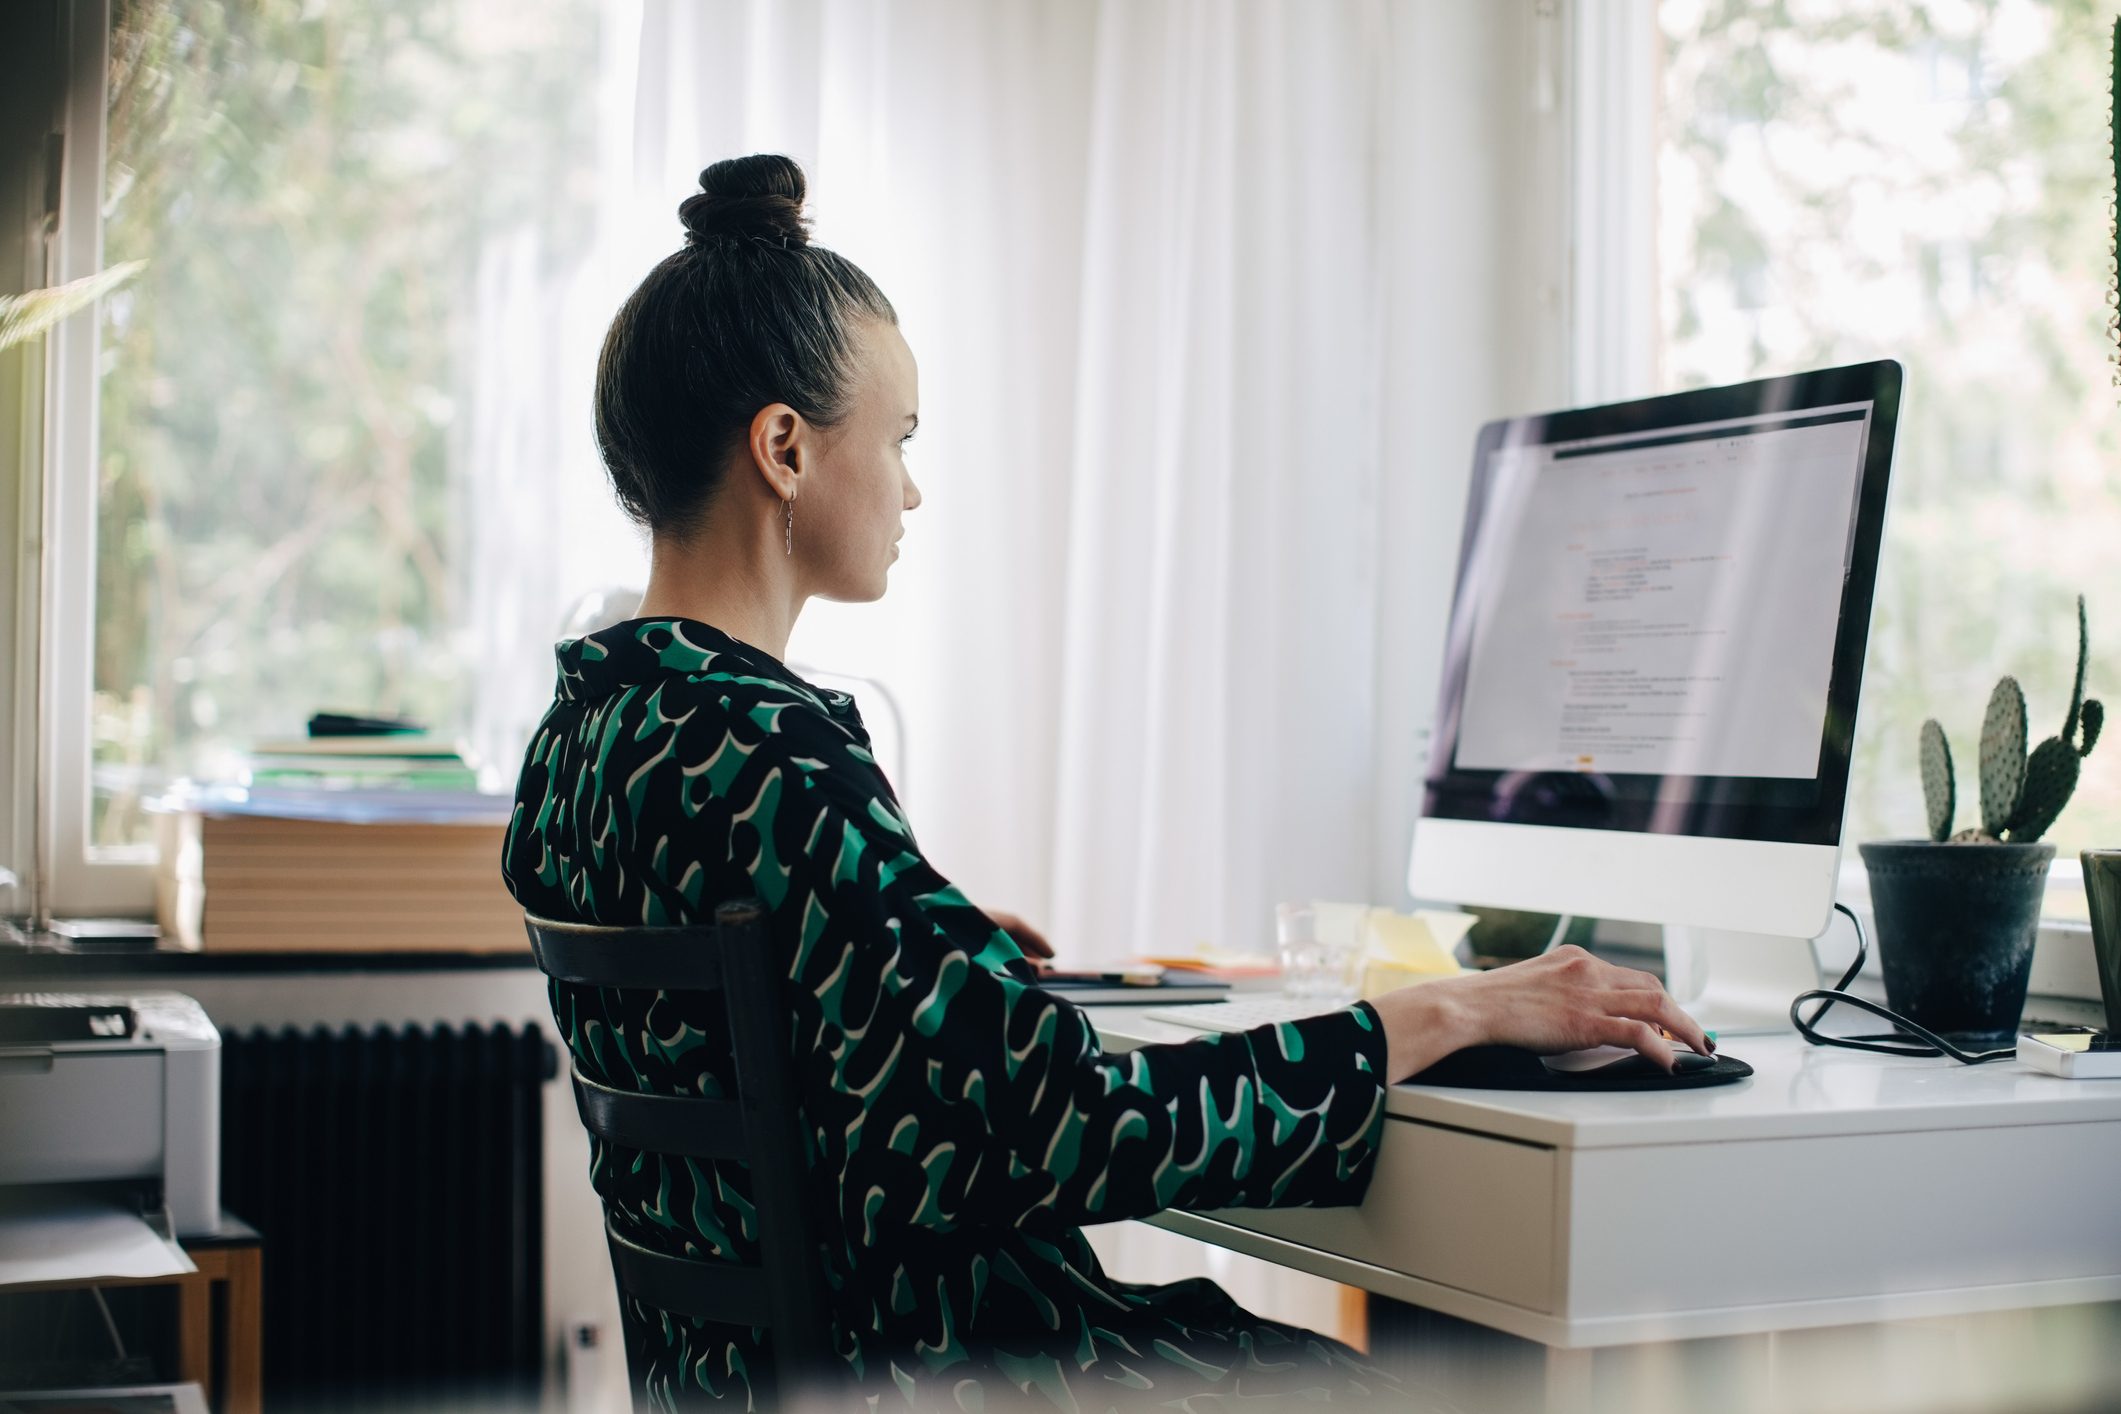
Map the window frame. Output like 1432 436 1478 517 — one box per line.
1563 0 1659 409
39 0 149 918
1 2 68 927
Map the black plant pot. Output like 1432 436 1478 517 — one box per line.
2084 850 2121 1034
1860 839 2055 1039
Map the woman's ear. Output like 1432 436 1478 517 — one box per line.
746 403 804 500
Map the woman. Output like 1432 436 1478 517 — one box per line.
504 154 1710 1410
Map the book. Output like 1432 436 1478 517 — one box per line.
1040 977 1233 1006
248 733 465 759
242 731 479 793
246 760 483 792
154 806 524 954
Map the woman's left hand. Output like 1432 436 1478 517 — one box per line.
986 909 1054 961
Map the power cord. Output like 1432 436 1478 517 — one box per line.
91 1286 128 1360
1540 913 1575 954
1789 903 2019 1064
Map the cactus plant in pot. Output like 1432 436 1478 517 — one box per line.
1859 597 2104 1039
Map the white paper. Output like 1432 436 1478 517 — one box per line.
1456 406 1868 779
0 1384 209 1414
0 1191 195 1284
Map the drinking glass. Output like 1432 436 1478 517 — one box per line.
1277 901 1359 1003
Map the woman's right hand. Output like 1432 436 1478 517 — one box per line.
1368 945 1713 1084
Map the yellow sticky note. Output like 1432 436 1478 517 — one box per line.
1364 909 1473 973
1358 908 1472 999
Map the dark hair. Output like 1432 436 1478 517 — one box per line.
593 154 897 534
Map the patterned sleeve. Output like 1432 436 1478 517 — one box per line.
744 704 1391 1233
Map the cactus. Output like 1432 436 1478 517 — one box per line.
1920 718 1955 842
1917 596 2102 845
2063 594 2094 748
2005 596 2105 843
1978 676 2028 835
2011 738 2080 843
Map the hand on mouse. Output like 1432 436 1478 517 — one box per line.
1368 945 1712 1084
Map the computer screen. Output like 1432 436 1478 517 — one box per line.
1411 361 1901 939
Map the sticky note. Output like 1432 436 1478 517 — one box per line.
1364 909 1473 975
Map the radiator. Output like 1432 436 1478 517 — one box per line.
219 1023 557 1409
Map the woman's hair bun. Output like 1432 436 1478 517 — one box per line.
679 153 811 248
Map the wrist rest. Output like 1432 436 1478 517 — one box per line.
1404 1044 1754 1091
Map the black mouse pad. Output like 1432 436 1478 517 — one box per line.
1404 1044 1753 1091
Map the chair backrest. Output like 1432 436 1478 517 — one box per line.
524 900 831 1404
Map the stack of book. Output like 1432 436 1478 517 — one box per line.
243 733 482 794
154 735 524 954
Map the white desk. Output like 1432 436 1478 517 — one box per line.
1091 1013 2121 1349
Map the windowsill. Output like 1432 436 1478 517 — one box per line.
0 932 536 980
1592 903 2109 1016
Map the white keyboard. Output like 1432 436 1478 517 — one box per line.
1141 996 1360 1033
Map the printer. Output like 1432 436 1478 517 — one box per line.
0 992 220 1237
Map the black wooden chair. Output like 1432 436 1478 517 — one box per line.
524 901 833 1408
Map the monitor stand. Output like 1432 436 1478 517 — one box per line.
1663 926 1824 1036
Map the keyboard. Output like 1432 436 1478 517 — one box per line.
1141 995 1361 1033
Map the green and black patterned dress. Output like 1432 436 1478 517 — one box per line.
503 618 1407 1410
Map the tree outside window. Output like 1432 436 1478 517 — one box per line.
1658 0 2121 871
94 0 603 845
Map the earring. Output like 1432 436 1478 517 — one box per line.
784 490 795 556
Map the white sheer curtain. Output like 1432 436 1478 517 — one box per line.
1050 2 1391 962
464 0 1555 957
463 3 656 785
467 0 1550 1347
622 0 1101 928
588 0 1397 969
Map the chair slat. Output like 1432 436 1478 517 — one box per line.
571 1066 746 1161
605 1221 768 1326
525 917 725 992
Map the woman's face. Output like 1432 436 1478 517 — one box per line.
802 319 922 603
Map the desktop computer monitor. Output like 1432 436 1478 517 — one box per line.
1408 361 1902 1029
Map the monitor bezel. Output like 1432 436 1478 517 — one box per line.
1421 359 1903 849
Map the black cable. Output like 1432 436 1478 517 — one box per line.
1788 902 2020 1064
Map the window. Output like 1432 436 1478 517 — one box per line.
79 0 610 860
44 0 970 916
1655 0 2121 875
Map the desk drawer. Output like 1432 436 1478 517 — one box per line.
1198 1117 1557 1311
